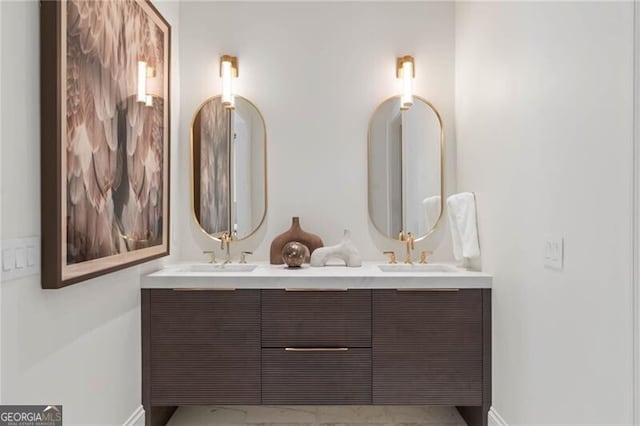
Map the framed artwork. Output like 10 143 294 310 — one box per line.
40 0 171 289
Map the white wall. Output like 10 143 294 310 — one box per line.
177 1 456 262
0 0 3 404
0 1 180 424
455 2 635 424
635 3 640 423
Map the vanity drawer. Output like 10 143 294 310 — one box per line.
372 289 483 405
261 289 371 348
147 289 261 405
262 347 371 404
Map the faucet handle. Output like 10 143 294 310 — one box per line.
203 250 217 264
383 251 397 264
240 251 253 264
398 231 405 241
419 250 433 264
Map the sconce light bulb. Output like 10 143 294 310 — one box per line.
221 59 235 109
137 61 147 103
401 59 414 110
145 94 153 107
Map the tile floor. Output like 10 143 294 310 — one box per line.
167 405 467 425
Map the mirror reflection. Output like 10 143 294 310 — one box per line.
191 96 266 240
368 96 443 241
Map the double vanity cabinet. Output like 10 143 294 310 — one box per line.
141 263 492 426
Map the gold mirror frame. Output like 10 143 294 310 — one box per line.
190 94 268 242
367 95 445 243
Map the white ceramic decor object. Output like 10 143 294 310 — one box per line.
310 229 363 267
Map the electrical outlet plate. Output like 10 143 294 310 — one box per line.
544 235 564 270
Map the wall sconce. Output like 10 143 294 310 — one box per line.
137 61 148 103
396 55 415 110
137 61 155 106
220 55 238 109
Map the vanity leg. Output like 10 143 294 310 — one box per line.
144 406 177 426
456 404 489 426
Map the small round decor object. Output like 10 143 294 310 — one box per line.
281 241 310 268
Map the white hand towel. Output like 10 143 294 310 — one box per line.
447 192 480 261
422 196 442 232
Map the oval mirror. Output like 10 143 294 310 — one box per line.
368 95 444 241
191 95 267 240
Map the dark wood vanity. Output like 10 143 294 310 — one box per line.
142 288 491 426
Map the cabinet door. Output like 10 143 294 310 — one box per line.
149 289 261 405
373 289 483 405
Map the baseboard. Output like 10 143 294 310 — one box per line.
123 405 145 426
488 406 508 426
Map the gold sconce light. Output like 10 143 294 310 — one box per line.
220 55 238 109
396 55 415 110
137 61 155 106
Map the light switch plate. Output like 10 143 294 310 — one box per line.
544 235 564 270
15 247 25 269
2 248 14 272
26 246 36 267
0 237 40 281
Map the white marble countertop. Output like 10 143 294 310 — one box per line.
141 261 492 289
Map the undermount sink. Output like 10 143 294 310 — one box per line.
179 264 258 273
378 264 458 273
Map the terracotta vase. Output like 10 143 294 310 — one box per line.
270 217 324 264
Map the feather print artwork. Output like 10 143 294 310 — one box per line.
65 0 166 264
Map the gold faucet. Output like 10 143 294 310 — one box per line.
397 231 415 264
404 233 415 264
220 231 233 264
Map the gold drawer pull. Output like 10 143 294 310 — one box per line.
285 288 348 292
396 288 459 292
173 288 236 291
285 347 349 352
